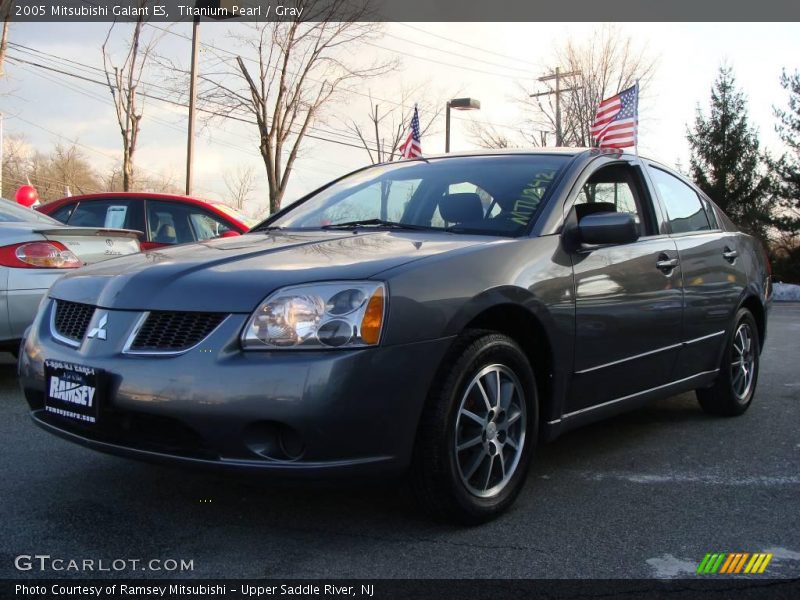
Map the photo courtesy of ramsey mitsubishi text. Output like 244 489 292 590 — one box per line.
1 0 799 598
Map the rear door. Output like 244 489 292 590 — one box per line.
645 165 744 378
566 160 684 414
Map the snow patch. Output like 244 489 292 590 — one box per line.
773 282 800 302
582 471 800 486
764 547 800 561
646 554 698 579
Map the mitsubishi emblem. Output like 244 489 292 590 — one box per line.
87 313 108 340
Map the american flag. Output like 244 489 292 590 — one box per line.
591 84 639 149
399 105 422 159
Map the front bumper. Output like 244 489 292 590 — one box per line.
19 299 453 477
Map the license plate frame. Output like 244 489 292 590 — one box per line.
44 359 102 425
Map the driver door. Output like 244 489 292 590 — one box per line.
566 161 683 416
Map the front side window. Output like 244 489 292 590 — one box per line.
266 155 569 236
572 163 655 235
649 167 711 234
147 201 235 244
189 212 234 241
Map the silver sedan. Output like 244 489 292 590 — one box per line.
0 197 141 353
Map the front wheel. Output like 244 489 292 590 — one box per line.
411 331 538 524
696 308 760 416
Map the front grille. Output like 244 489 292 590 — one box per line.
53 300 95 343
128 311 226 352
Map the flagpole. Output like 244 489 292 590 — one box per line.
634 79 640 164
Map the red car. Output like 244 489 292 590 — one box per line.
37 193 254 250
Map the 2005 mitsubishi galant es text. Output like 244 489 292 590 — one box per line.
20 149 771 523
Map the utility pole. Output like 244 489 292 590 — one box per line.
185 14 200 196
530 67 581 146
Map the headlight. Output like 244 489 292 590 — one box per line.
241 282 386 350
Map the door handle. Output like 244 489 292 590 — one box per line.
723 247 738 262
656 256 679 272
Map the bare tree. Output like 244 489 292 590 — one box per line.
199 1 394 214
2 138 104 202
345 86 443 164
468 120 549 149
102 2 161 191
224 165 258 210
104 166 181 194
1 134 31 198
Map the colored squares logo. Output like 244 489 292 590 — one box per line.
697 552 773 574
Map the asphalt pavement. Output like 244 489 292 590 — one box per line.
1 304 798 579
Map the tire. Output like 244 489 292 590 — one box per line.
696 308 760 417
411 330 538 524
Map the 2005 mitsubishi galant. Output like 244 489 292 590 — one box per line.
20 149 771 523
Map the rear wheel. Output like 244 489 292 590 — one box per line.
411 331 537 524
696 308 760 416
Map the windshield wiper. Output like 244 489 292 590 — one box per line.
252 225 285 232
320 219 433 231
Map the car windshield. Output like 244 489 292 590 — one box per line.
0 198 61 224
211 203 258 228
264 155 569 236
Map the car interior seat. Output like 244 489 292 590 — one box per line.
154 222 177 244
438 192 484 226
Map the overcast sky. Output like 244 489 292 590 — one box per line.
2 21 799 217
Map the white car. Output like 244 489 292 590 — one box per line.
0 197 141 353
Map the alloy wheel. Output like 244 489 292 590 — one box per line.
454 364 527 498
731 322 756 400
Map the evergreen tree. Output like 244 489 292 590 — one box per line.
771 70 800 233
768 70 800 282
687 66 774 242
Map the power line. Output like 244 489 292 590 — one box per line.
8 42 375 150
6 53 382 155
7 56 353 184
394 23 543 69
142 21 531 134
377 31 534 76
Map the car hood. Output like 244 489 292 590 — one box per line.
49 230 499 312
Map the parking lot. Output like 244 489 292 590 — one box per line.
1 303 798 580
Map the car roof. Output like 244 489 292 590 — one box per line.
384 147 648 164
39 192 252 230
51 192 213 204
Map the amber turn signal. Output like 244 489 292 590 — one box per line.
360 286 384 345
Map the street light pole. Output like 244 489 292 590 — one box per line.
445 102 451 153
444 97 481 153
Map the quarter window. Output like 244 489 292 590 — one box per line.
649 168 711 234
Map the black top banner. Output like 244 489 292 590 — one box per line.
2 0 800 22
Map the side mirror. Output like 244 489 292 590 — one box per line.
220 230 241 238
578 212 639 246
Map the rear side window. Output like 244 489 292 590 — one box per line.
49 204 76 224
67 200 143 231
649 168 711 234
